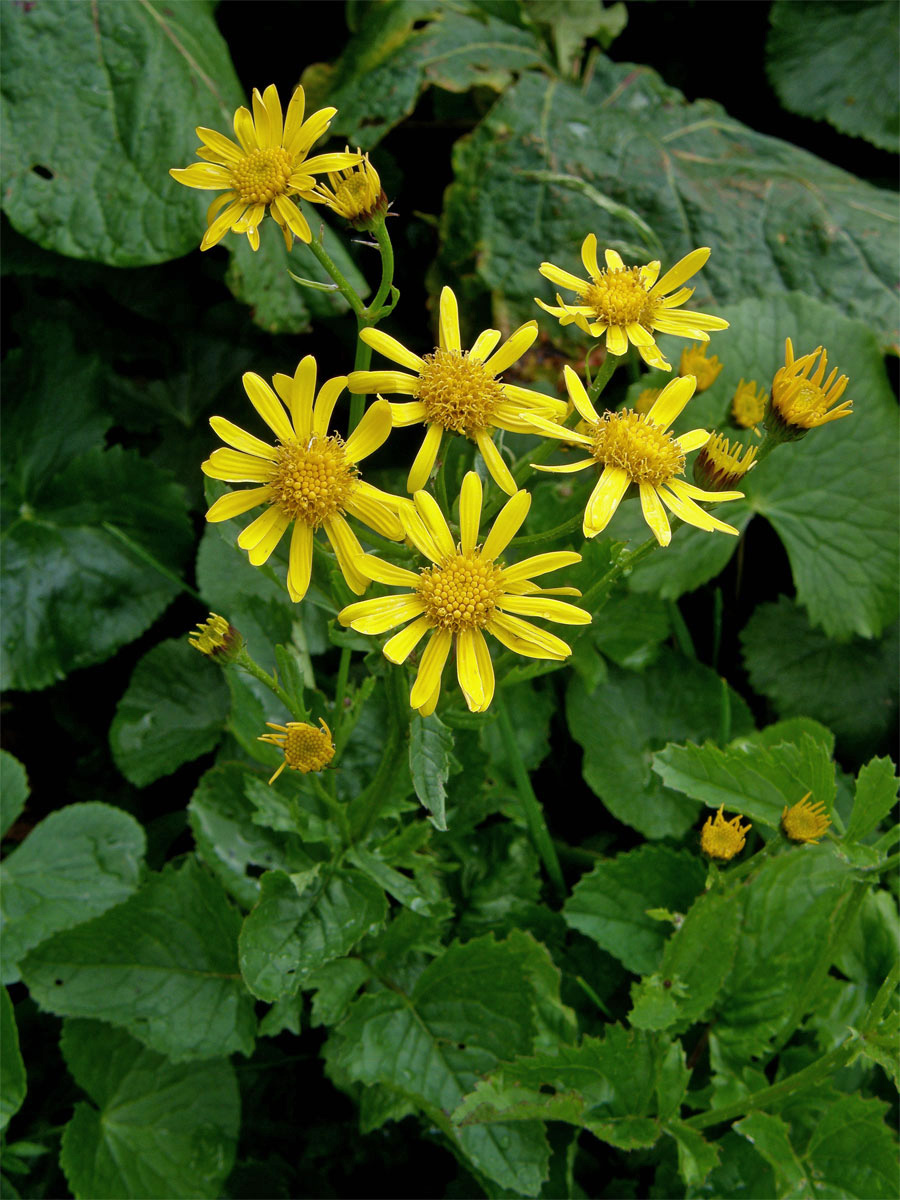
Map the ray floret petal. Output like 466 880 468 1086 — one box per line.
347 286 566 495
201 356 403 602
337 472 589 715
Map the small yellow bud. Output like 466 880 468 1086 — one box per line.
258 719 335 784
679 343 723 391
188 613 243 661
781 793 831 844
700 805 751 861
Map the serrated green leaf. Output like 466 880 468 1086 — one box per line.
1 803 146 985
239 867 388 1002
652 731 836 831
188 764 315 910
567 652 754 838
806 1094 899 1198
733 1111 812 1197
836 889 900 1000
845 756 899 842
325 933 551 1192
409 713 454 831
348 845 445 918
454 825 542 941
0 990 26 1133
59 1019 239 1199
0 751 28 839
109 639 228 787
666 1121 720 1189
629 890 742 1032
563 846 707 975
741 598 899 759
307 958 371 1029
440 65 897 343
244 775 338 848
20 857 255 1061
767 1 899 152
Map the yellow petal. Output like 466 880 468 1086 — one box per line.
356 554 421 587
605 325 628 356
585 468 629 536
475 430 516 496
674 428 711 453
533 459 595 474
283 86 305 149
205 486 272 522
457 627 489 712
401 505 442 563
242 372 295 443
261 84 284 147
272 193 311 242
416 675 442 718
290 356 318 438
498 595 591 625
638 483 671 547
383 614 432 664
472 627 495 710
348 370 420 396
481 489 531 560
657 485 739 536
344 399 392 463
302 151 363 174
389 401 428 427
287 521 314 602
414 491 456 559
209 417 277 460
251 87 272 149
407 423 443 493
202 448 274 482
312 374 347 437
647 375 697 431
469 329 502 363
501 550 582 584
564 364 601 424
650 247 710 298
344 485 404 541
360 327 426 373
439 287 461 353
539 262 587 293
581 233 600 279
233 106 257 152
482 321 537 377
169 162 232 189
247 509 291 565
459 471 483 554
195 127 243 164
409 629 451 709
486 612 571 660
324 513 369 594
341 594 424 634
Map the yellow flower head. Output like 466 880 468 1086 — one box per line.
347 286 567 496
338 472 590 716
308 147 387 229
188 613 243 660
701 806 751 861
732 378 767 432
693 433 758 492
170 84 361 251
259 718 335 784
680 343 723 391
634 386 662 416
535 236 729 371
768 338 852 437
201 357 404 602
524 367 744 546
781 793 831 844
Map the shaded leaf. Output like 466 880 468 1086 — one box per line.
409 713 454 831
845 756 899 842
0 750 28 839
0 989 26 1133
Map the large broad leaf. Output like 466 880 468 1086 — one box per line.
628 295 900 638
409 713 454 831
325 932 560 1193
317 0 548 147
59 1019 239 1200
239 867 389 1002
766 1 900 153
20 857 255 1062
1 803 146 985
741 597 899 758
563 846 707 975
0 0 365 331
566 651 754 838
0 750 28 838
439 61 897 345
0 989 26 1133
109 639 229 787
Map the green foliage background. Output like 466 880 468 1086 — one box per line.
1 1 898 1198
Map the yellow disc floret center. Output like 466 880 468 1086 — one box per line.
583 268 655 327
777 381 829 428
270 435 357 527
334 172 377 217
284 725 334 772
416 349 506 435
591 410 685 486
230 147 293 204
417 551 505 632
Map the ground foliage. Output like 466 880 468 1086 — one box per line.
1 2 898 1198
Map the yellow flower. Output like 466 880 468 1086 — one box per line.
693 433 758 492
188 613 242 660
169 84 361 252
634 387 662 416
259 719 335 784
535 236 729 371
201 357 404 602
524 367 744 545
781 793 831 844
338 473 590 716
731 378 767 432
769 338 852 436
701 806 751 860
308 147 387 229
679 343 723 391
346 287 567 495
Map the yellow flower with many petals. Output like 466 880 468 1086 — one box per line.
679 343 723 391
768 338 852 437
201 358 403 602
308 148 387 229
170 84 361 252
693 433 758 492
338 473 590 715
701 806 750 861
536 236 728 371
524 367 744 545
347 287 567 495
781 793 831 844
731 378 767 432
259 719 335 784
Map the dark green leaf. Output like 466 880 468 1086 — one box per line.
567 651 754 838
59 1019 239 1199
20 858 255 1061
666 1122 720 1189
409 713 454 831
733 1112 811 1198
109 639 228 787
563 846 707 975
0 751 28 839
0 989 26 1133
239 867 388 1001
806 1094 899 1199
767 1 899 152
1 803 146 985
845 756 899 842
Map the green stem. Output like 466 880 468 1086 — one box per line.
365 219 395 318
511 512 583 551
332 646 353 742
349 669 408 842
587 353 618 404
495 690 565 899
305 235 366 319
310 773 351 847
578 535 657 611
348 323 373 432
234 649 306 722
101 523 201 602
